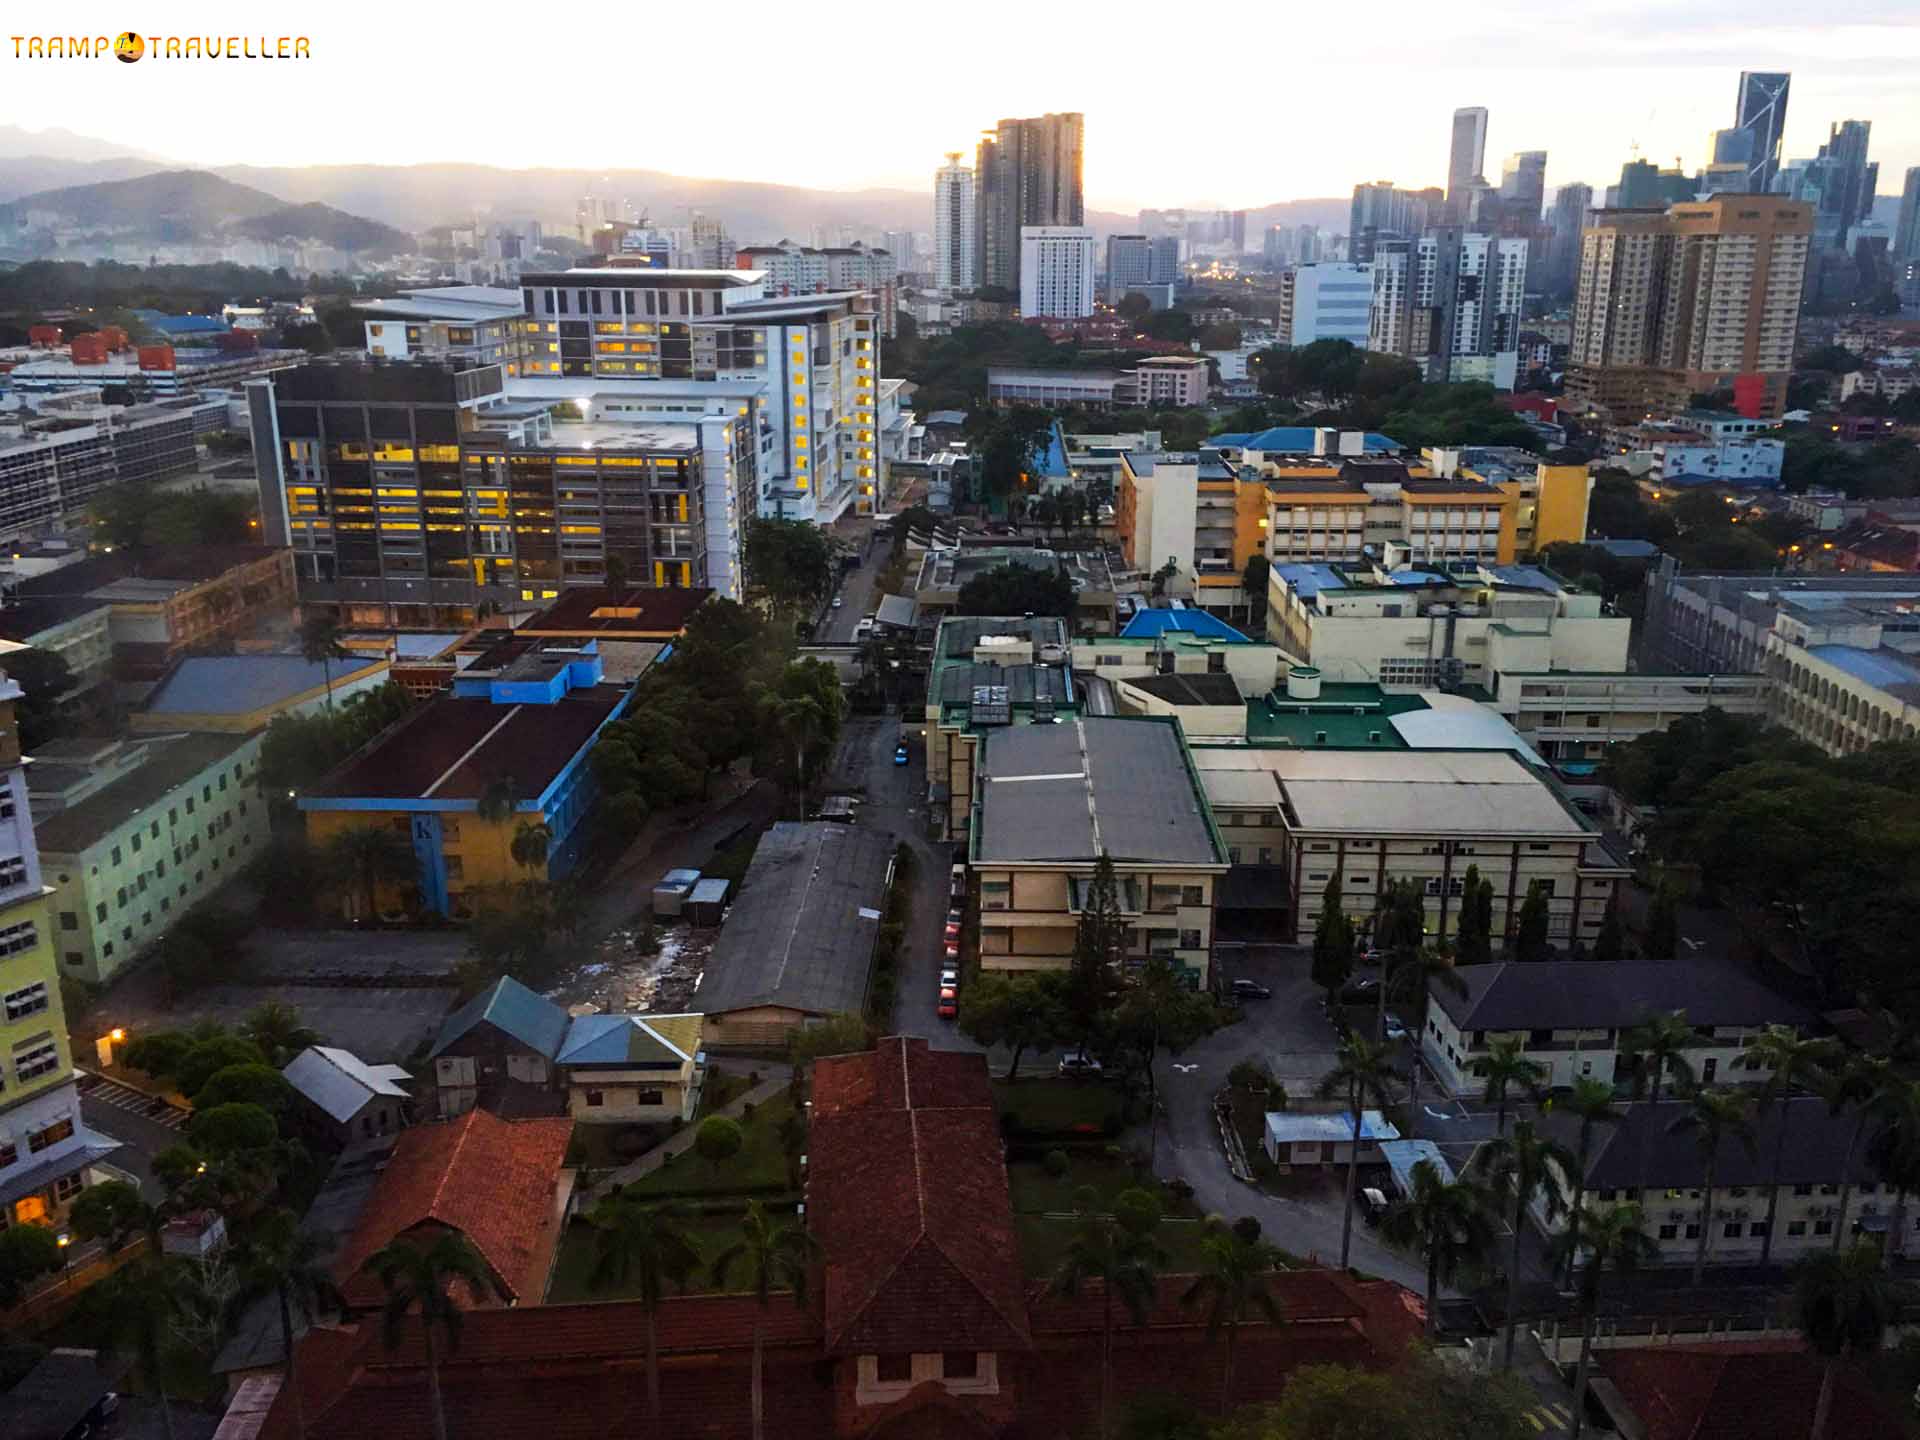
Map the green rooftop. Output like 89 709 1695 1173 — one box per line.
1245 682 1428 749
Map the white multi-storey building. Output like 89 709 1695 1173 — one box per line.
1277 263 1374 346
734 242 897 338
933 155 977 296
1019 226 1096 319
1367 232 1526 387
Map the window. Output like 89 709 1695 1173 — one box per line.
1658 1224 1678 1240
1684 1223 1700 1239
0 857 24 887
3 982 48 1022
111 845 122 865
1814 1219 1833 1236
635 1088 665 1106
1722 1222 1742 1239
59 912 77 932
1749 1221 1769 1237
942 1352 979 1379
0 922 36 956
876 1355 912 1383
585 1090 604 1108
1787 1220 1807 1237
0 1138 13 1167
1181 886 1205 906
94 903 106 922
26 1115 73 1150
54 1172 84 1202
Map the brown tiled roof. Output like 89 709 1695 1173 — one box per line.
330 1110 572 1306
519 585 714 638
807 1037 1030 1355
1598 1342 1902 1440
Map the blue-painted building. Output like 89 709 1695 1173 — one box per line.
299 643 633 919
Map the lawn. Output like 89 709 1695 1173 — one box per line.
993 1078 1125 1136
545 1213 777 1303
1007 1154 1172 1216
623 1094 798 1198
1015 1215 1275 1280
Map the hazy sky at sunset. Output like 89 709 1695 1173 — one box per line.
6 0 1918 212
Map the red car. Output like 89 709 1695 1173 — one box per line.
943 940 960 963
937 986 959 1019
944 920 961 941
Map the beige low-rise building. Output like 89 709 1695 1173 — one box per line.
969 716 1227 984
554 1013 705 1124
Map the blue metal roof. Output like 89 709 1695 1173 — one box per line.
1273 562 1347 600
132 309 230 336
555 1013 694 1066
1586 538 1660 560
143 653 383 716
1387 570 1449 586
1119 609 1251 642
1209 427 1400 454
1264 1109 1400 1144
1486 564 1562 594
1808 645 1920 695
1036 418 1072 479
429 975 568 1060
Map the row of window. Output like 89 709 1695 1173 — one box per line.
0 1114 75 1169
2 980 48 1023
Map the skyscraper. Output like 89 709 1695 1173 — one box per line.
1348 182 1442 263
1447 107 1489 211
1106 234 1152 300
975 113 1084 293
1366 228 1527 385
1734 71 1791 193
1499 152 1548 220
1019 227 1095 318
1566 196 1813 420
933 153 977 295
1546 183 1593 297
1816 120 1878 234
1896 166 1920 264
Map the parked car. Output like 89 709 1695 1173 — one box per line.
1384 1013 1410 1042
1058 1052 1103 1079
943 940 960 962
939 967 959 988
831 596 844 609
937 987 958 1019
1337 978 1380 1004
950 868 967 902
1358 1187 1391 1225
947 908 963 927
1229 979 1272 1001
854 618 875 639
893 744 909 765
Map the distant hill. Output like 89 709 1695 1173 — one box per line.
0 155 168 204
0 168 413 256
0 124 171 165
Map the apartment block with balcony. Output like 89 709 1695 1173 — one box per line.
969 716 1227 984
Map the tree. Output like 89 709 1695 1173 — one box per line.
1379 1160 1495 1340
1512 880 1551 962
1241 553 1270 625
694 1115 744 1176
1668 1087 1756 1285
1591 902 1626 964
188 1101 279 1158
1109 952 1221 1109
1794 1244 1896 1440
192 1063 294 1115
0 1222 61 1306
370 1231 505 1440
1180 1220 1286 1411
1550 1204 1658 1439
95 1257 187 1440
475 775 521 878
955 560 1075 618
1866 1076 1920 1267
69 1177 167 1253
509 820 552 879
711 1199 822 1440
1115 292 1152 324
242 1001 321 1067
231 1210 345 1440
1242 1350 1539 1440
175 1034 268 1097
1621 1010 1698 1189
586 1192 703 1424
7 647 76 750
959 970 1069 1079
1314 1033 1398 1271
743 517 836 616
323 823 416 922
966 406 1054 508
1068 853 1127 1045
1749 1028 1841 1267
1052 1186 1167 1440
1643 883 1680 960
298 613 349 709
1820 1054 1892 1254
1454 865 1493 966
1475 1119 1576 1368
1370 877 1426 1039
1555 1077 1623 1287
1479 1037 1547 1140
1310 875 1353 1003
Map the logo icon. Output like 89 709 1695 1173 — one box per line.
113 32 145 63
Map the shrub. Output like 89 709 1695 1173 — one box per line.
1168 1178 1196 1206
1113 1187 1164 1237
1043 1148 1070 1179
694 1115 744 1172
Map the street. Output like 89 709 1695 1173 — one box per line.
818 522 884 643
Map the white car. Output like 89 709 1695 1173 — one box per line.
1384 1013 1410 1041
831 596 844 609
940 967 959 988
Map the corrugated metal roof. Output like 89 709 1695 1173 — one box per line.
283 1045 411 1124
1434 960 1810 1034
1119 610 1250 641
556 1013 701 1067
430 975 569 1060
1272 748 1588 836
1211 427 1400 453
1264 1110 1399 1145
143 653 387 716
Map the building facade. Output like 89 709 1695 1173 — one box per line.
0 398 226 544
1278 263 1374 347
1367 232 1526 385
1447 107 1490 211
933 154 977 295
1019 227 1096 319
1734 71 1791 193
358 287 528 374
976 113 1084 294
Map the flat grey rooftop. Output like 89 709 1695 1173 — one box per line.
974 717 1222 866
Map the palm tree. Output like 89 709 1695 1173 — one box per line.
1748 1027 1840 1268
1050 1188 1167 1440
1621 1009 1699 1188
1314 1032 1399 1271
1555 1077 1624 1287
1476 1119 1576 1369
711 1200 822 1440
1867 1076 1920 1268
243 1000 322 1066
765 694 829 820
1794 1243 1896 1440
1668 1087 1757 1285
476 776 520 880
1179 1221 1286 1411
1820 1054 1892 1254
1479 1036 1547 1139
1383 945 1466 1110
231 1211 345 1440
299 612 348 709
323 823 416 922
1550 1204 1657 1439
509 820 553 882
370 1231 505 1440
1378 1160 1496 1339
97 1257 186 1440
587 1192 703 1424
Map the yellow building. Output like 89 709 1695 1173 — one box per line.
1260 459 1519 567
1432 447 1593 555
0 669 120 1232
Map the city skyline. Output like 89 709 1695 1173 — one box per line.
4 1 1919 214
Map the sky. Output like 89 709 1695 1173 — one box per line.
5 0 1919 213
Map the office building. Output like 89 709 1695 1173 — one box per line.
1614 160 1695 210
1018 227 1095 319
34 732 270 984
1895 167 1920 265
1499 152 1548 220
932 154 977 294
1566 197 1813 421
0 672 122 1232
1545 183 1593 296
1127 356 1210 408
1348 183 1441 264
1812 120 1878 244
733 241 898 337
0 397 228 543
975 113 1084 293
1367 231 1527 385
1277 263 1375 347
1733 71 1791 193
1105 235 1151 301
359 287 529 374
1447 107 1489 213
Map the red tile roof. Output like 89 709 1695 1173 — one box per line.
808 1037 1030 1355
331 1110 573 1306
1599 1342 1904 1440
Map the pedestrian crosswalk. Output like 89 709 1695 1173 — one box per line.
1521 1401 1573 1434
